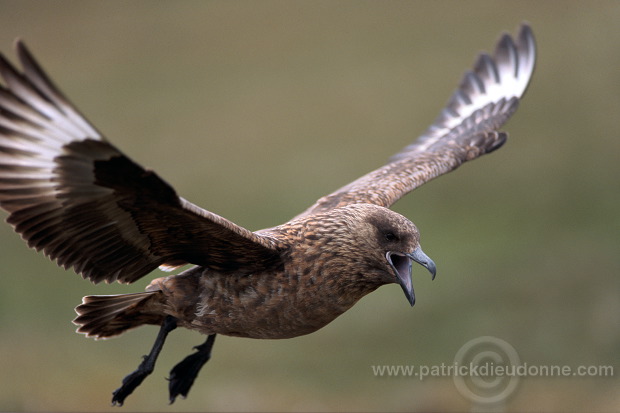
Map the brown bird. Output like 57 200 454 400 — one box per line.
0 24 535 405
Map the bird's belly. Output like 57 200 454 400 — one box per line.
162 267 361 339
188 296 347 339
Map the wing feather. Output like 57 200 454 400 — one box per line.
297 24 535 218
0 40 282 284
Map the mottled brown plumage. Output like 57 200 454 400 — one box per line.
0 24 535 405
139 204 425 339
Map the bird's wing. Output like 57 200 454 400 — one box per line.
0 40 282 284
295 24 536 218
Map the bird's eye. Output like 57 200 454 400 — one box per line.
385 232 398 242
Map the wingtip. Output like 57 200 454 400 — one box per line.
516 22 537 96
12 38 29 61
13 37 24 49
518 22 533 38
14 38 37 70
517 23 535 52
388 22 536 161
495 23 537 100
518 22 536 64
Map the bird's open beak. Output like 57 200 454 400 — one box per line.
387 247 436 307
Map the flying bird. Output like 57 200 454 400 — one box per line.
0 24 535 405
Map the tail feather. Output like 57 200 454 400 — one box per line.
73 291 164 339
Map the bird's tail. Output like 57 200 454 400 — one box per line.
73 291 165 339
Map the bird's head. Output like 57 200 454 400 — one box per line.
361 205 436 306
310 204 436 307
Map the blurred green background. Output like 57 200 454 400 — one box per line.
0 1 618 411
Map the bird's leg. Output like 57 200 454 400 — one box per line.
168 333 217 404
111 315 178 406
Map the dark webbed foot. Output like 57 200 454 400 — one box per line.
111 315 178 406
168 334 217 404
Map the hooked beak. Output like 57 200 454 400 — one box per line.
387 247 436 307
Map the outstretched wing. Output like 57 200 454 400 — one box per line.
296 24 536 218
0 40 282 284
